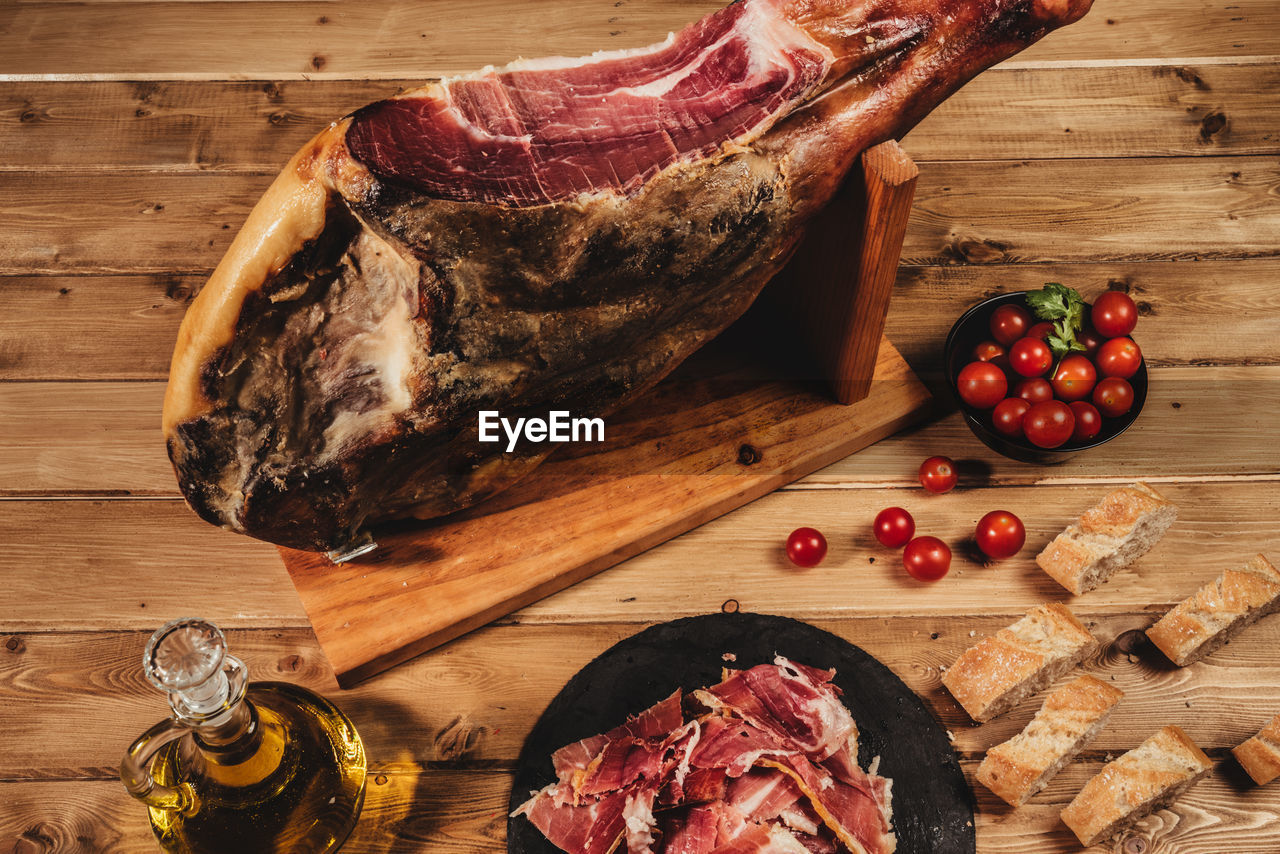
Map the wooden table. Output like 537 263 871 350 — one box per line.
2 0 1278 851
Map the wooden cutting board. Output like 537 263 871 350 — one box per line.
279 325 931 687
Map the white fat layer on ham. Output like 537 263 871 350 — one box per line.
673 719 702 790
623 790 658 854
317 232 418 461
778 804 821 837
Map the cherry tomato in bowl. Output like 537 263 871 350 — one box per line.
991 397 1031 438
1096 337 1143 379
1009 337 1053 377
1069 401 1103 441
1026 321 1055 341
1023 400 1075 449
903 536 951 581
1093 377 1135 418
1091 291 1139 338
989 304 1032 347
975 510 1026 560
957 361 1008 409
1051 355 1097 402
785 527 827 567
873 507 915 548
1013 377 1054 405
919 456 958 494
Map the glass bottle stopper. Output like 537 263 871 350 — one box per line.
145 617 243 725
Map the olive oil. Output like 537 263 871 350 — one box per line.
122 619 366 854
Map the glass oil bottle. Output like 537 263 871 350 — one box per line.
121 618 366 852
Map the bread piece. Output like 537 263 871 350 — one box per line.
1232 714 1280 785
1060 725 1212 847
942 603 1097 723
1145 554 1280 666
1036 483 1177 595
976 675 1123 806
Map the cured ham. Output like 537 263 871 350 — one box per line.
515 659 896 854
163 0 1094 552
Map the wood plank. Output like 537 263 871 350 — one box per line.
7 258 1279 381
0 0 1275 77
5 615 1280 774
3 366 1274 496
2 768 1277 853
3 156 1277 275
3 480 1278 630
4 61 1275 174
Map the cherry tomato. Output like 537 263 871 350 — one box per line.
972 340 1006 363
956 361 1008 409
989 304 1032 347
1009 337 1053 377
975 510 1026 560
919 455 958 494
1051 355 1098 402
1091 291 1139 338
1093 377 1135 418
1069 401 1103 441
786 527 827 567
1078 328 1104 360
1013 377 1054 405
873 507 915 549
1096 337 1143 379
903 536 951 581
1026 321 1055 341
991 397 1031 439
1022 400 1075 449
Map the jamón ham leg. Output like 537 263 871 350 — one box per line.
164 0 1092 552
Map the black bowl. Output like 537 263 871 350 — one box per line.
944 291 1148 464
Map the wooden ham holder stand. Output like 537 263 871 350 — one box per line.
279 141 931 687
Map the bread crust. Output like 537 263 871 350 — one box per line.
1035 482 1176 595
942 603 1097 723
1233 713 1280 785
1146 554 1280 666
976 674 1123 806
1059 725 1213 847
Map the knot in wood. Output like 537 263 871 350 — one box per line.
278 653 303 672
434 715 483 762
1113 629 1149 655
374 774 388 785
5 636 24 653
1122 835 1149 854
721 599 740 614
737 444 761 466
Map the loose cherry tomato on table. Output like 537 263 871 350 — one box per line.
974 510 1026 560
991 397 1031 439
873 507 915 549
1051 355 1098 402
1093 377 1135 417
1069 401 1103 441
1096 337 1143 379
1026 321 1055 341
1077 328 1104 360
989 304 1032 347
919 456 958 494
1022 400 1076 449
1091 291 1139 338
957 361 1008 409
1009 337 1053 377
972 341 1006 363
1013 377 1054 405
786 527 828 567
903 536 952 581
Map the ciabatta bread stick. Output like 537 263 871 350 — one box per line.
942 603 1097 723
1232 714 1280 786
976 674 1123 806
1060 725 1213 847
1146 554 1280 666
1036 482 1176 596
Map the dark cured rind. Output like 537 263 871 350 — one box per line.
166 0 1094 552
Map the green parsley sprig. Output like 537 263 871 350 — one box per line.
1025 283 1087 360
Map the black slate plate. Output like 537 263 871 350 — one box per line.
508 612 975 854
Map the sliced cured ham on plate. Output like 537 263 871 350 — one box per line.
508 613 974 854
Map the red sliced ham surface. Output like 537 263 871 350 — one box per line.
345 0 829 206
515 659 895 854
